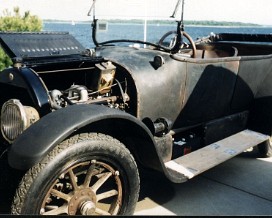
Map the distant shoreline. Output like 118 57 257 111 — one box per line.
43 19 270 27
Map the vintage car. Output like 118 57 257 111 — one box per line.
0 0 271 215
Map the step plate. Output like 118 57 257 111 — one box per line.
165 130 269 179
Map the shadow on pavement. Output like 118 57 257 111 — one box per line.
135 148 272 216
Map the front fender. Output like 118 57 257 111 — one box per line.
8 104 156 170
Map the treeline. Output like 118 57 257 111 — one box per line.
44 19 260 27
117 19 260 27
0 7 42 70
184 20 260 27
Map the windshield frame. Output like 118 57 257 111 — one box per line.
89 0 185 53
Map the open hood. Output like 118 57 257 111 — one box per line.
0 32 86 60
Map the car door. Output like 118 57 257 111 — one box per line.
173 59 240 128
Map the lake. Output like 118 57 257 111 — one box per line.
43 22 272 49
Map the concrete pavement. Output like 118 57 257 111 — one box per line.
134 148 272 216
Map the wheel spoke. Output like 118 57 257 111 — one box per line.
51 189 71 202
83 162 96 188
96 189 118 201
95 207 111 215
42 204 68 215
68 169 78 190
92 172 112 193
110 203 120 215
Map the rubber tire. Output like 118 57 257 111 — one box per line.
11 133 140 215
258 139 272 158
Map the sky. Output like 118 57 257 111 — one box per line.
0 0 271 25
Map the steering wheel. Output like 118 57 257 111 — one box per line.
158 31 197 58
158 30 177 49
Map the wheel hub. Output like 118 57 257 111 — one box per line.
80 201 96 215
68 188 96 215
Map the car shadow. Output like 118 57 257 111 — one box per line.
136 148 272 215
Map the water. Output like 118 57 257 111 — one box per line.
43 22 272 49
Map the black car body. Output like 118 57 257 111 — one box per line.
0 0 271 215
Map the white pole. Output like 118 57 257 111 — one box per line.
144 1 147 48
144 19 147 48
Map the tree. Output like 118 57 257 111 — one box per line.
0 7 43 71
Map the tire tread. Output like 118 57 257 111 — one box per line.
11 133 139 215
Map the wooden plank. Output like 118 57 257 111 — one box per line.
165 130 269 179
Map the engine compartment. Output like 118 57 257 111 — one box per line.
0 59 139 144
35 60 132 112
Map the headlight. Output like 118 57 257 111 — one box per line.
1 99 40 143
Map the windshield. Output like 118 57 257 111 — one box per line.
89 0 182 47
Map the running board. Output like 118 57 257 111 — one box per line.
165 130 269 179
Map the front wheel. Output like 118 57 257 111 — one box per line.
11 133 140 215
